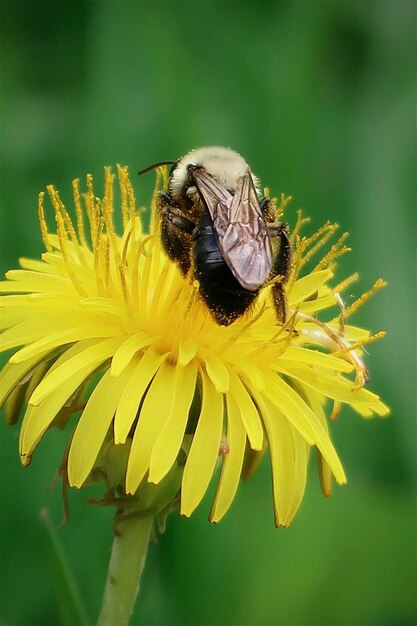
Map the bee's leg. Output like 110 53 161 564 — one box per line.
259 197 276 223
159 191 177 207
271 283 286 324
261 197 293 323
158 192 195 232
167 213 195 234
158 191 195 275
268 224 292 324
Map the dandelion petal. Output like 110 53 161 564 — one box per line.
11 325 119 364
229 370 263 451
205 352 229 393
20 373 89 460
290 269 333 304
265 372 346 484
68 369 132 487
178 338 198 366
0 355 44 408
210 394 246 523
110 331 152 377
29 338 122 406
260 397 299 526
149 361 197 484
181 375 223 517
114 347 167 444
126 361 177 494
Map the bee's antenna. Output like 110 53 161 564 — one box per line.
138 161 176 176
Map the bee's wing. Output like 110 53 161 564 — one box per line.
192 168 272 291
190 167 233 239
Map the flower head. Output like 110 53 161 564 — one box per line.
0 166 389 526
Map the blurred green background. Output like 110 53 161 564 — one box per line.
1 2 415 625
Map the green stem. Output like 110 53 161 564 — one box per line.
98 515 153 626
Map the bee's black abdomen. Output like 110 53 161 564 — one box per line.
193 213 257 325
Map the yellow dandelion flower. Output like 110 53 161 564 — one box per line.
0 166 389 526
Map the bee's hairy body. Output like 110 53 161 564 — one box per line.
155 146 291 326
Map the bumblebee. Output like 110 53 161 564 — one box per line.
140 146 291 326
